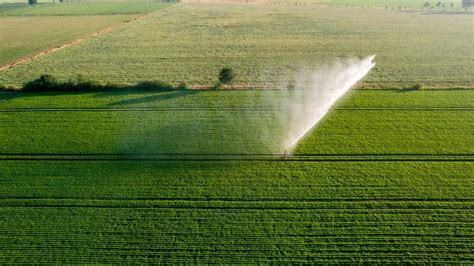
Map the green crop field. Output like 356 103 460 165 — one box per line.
1 4 473 88
1 89 473 263
0 15 135 66
321 0 464 10
0 2 173 15
0 2 172 68
1 90 473 155
0 1 473 264
0 160 472 263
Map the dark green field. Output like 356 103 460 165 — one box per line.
1 89 473 263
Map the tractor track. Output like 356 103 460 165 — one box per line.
0 107 473 113
1 153 472 162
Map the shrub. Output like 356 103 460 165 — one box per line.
135 80 175 91
0 83 6 91
76 80 102 91
73 75 102 90
23 74 58 92
21 75 190 92
211 82 222 90
177 82 189 90
28 0 37 5
218 67 235 84
413 83 423 90
423 2 431 8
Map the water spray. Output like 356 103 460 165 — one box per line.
281 55 376 155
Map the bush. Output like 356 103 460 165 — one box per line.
134 80 175 91
0 83 6 91
413 83 423 90
21 75 191 92
75 80 102 91
422 2 431 8
218 67 235 84
28 0 37 5
23 74 58 92
177 82 189 90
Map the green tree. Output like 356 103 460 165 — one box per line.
218 68 235 84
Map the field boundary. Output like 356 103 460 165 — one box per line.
0 6 175 73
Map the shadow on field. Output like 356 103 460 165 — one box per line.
107 90 201 106
394 88 419 93
0 92 21 103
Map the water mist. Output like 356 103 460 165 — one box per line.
280 55 376 154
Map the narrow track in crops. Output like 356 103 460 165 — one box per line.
0 107 473 112
0 198 474 210
2 196 473 202
1 153 473 162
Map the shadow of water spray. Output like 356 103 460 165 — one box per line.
279 55 376 154
109 57 375 157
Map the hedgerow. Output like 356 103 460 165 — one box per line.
19 74 189 92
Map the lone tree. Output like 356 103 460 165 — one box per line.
28 0 37 5
218 67 235 84
462 0 473 8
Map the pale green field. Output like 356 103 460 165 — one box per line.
321 0 464 9
0 3 173 67
1 4 472 88
0 2 173 15
0 15 135 66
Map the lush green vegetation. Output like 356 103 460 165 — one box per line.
1 4 472 88
1 1 472 263
0 2 173 15
1 158 472 263
0 90 472 155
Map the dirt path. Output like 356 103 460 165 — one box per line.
0 9 168 72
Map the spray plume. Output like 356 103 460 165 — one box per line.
280 55 376 153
